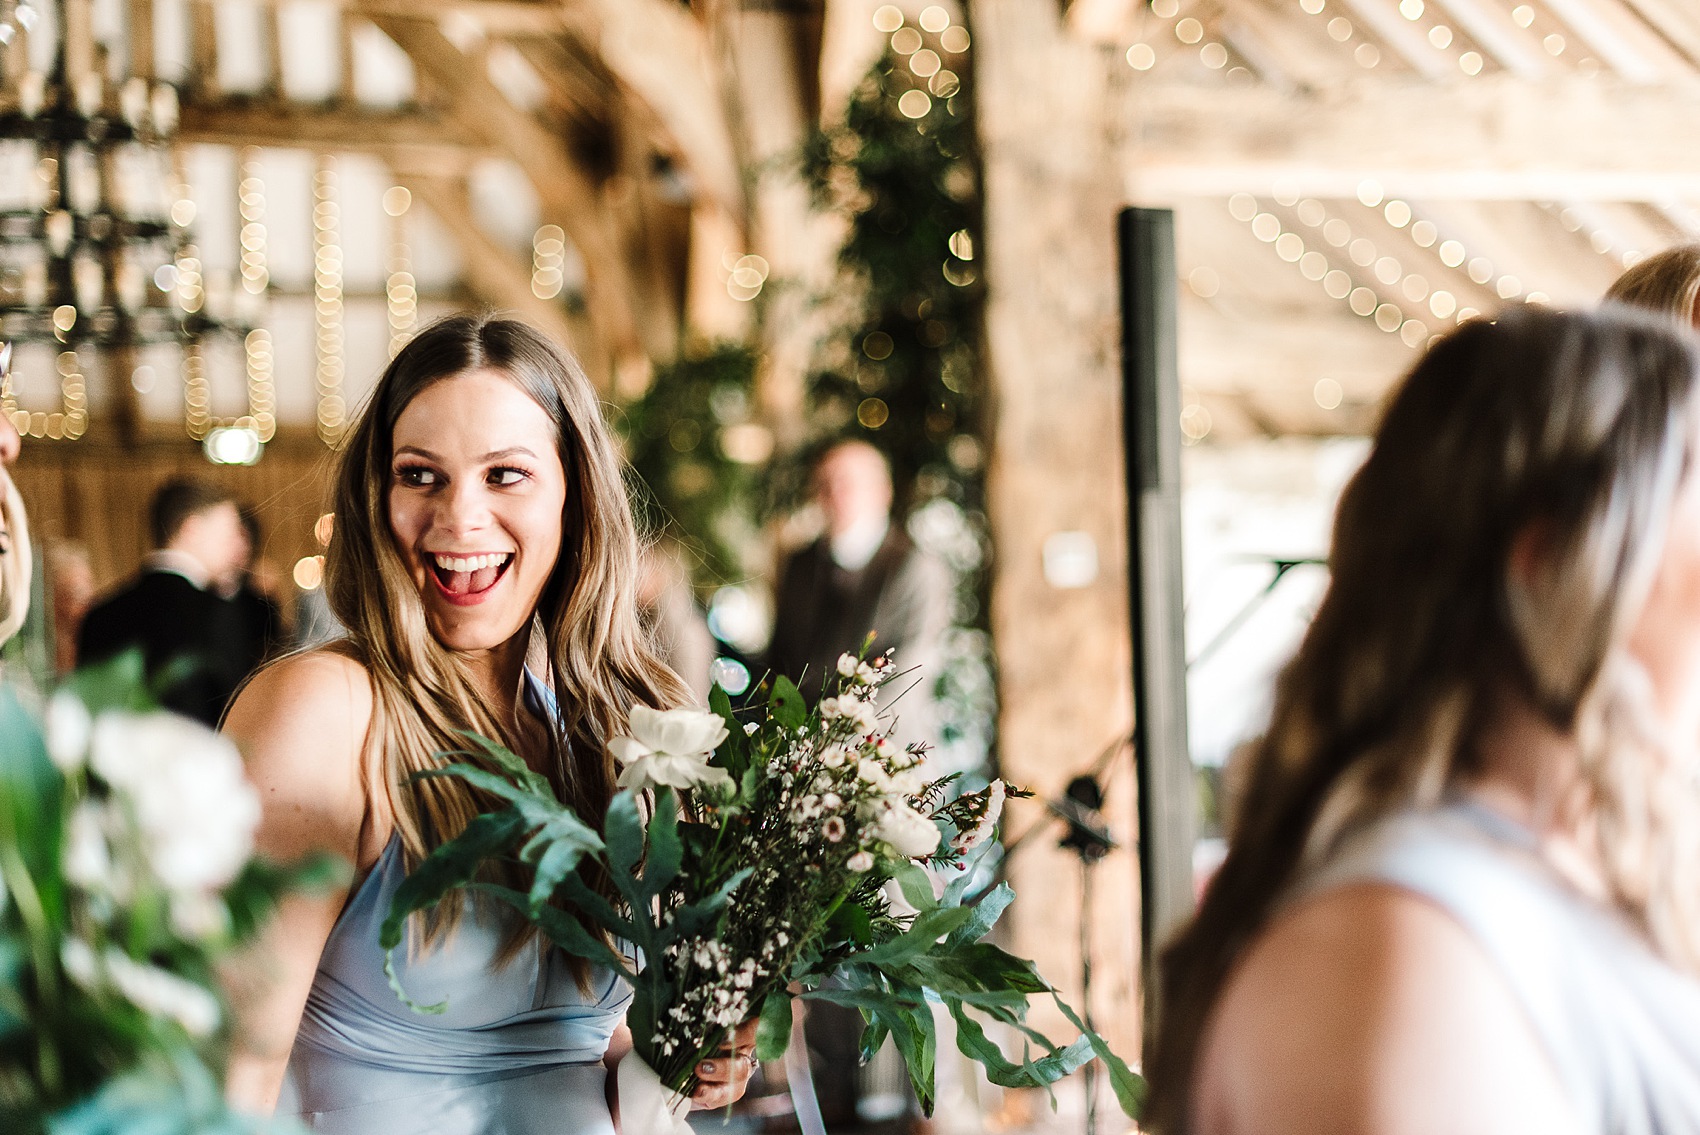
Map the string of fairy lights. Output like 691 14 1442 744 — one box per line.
313 155 345 446
1136 0 1674 440
383 185 417 358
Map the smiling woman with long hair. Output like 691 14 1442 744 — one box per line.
222 315 756 1134
1148 307 1700 1135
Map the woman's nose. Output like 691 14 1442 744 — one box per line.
434 479 491 534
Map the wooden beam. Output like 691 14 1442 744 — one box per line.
572 0 745 217
176 101 485 176
365 14 648 375
402 174 587 365
1122 75 1700 201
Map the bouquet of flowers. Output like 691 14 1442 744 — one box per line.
384 651 1143 1123
0 653 334 1134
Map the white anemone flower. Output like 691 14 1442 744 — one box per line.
867 799 941 857
610 706 732 792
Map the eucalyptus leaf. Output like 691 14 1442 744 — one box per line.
946 1003 1094 1090
890 862 940 913
644 790 682 896
603 792 646 885
768 675 807 733
852 906 973 968
945 882 1013 948
754 990 793 1062
1053 994 1146 1117
472 885 635 979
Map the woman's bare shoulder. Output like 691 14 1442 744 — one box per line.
223 648 377 860
1192 881 1580 1135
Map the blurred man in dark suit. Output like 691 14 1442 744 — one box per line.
78 478 253 726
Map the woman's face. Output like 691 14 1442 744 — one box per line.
387 369 568 656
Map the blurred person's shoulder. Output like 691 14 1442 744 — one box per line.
1192 880 1580 1135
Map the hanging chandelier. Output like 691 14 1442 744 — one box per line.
0 0 251 445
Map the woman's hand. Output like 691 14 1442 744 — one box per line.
690 1018 760 1110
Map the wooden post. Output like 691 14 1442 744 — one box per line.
973 0 1143 1063
188 0 217 101
1119 207 1195 1057
127 0 154 82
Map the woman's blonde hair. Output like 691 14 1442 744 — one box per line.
323 313 690 972
1607 244 1700 327
0 467 29 646
1147 306 1700 1132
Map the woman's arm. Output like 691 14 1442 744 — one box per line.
221 651 375 1113
1192 882 1583 1135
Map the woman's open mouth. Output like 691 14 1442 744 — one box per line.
428 551 513 606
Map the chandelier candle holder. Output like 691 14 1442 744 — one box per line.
0 0 250 446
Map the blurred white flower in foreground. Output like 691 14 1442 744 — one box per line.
44 691 91 771
611 706 732 792
88 710 260 893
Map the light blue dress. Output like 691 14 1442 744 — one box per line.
278 676 632 1134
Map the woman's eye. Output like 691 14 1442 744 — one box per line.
489 467 528 487
395 465 438 487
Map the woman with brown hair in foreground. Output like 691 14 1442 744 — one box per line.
1148 307 1700 1134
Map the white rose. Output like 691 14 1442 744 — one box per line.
868 800 941 858
610 706 733 793
45 692 92 771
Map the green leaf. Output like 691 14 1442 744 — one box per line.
887 1001 938 1115
644 789 682 896
668 867 752 940
603 791 646 886
474 885 635 979
853 907 973 968
947 1002 1095 1090
946 882 1013 947
555 873 639 942
63 648 156 714
1053 995 1146 1118
768 675 808 733
0 685 63 887
890 862 939 912
380 809 527 1013
456 731 553 797
379 810 528 951
525 837 594 914
755 990 793 1062
827 900 874 949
